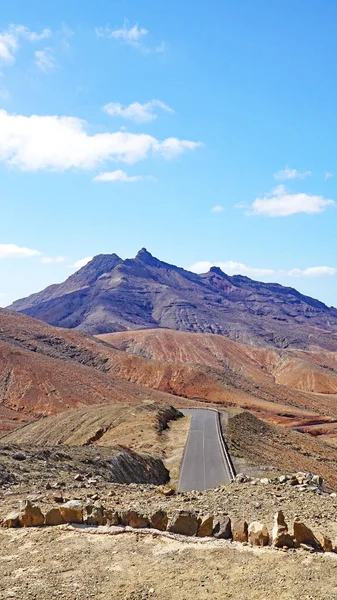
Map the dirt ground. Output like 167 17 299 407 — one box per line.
1 526 337 600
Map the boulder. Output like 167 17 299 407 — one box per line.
85 501 106 526
232 520 248 543
150 510 168 531
104 509 120 526
316 533 333 553
312 475 324 489
272 511 293 548
45 508 64 526
59 500 83 524
120 510 149 529
19 500 44 527
248 521 269 547
293 520 321 551
2 510 21 528
197 515 214 538
168 511 199 536
212 516 232 540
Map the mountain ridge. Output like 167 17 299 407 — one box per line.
9 248 337 350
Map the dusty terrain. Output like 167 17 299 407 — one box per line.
9 247 337 350
2 525 337 600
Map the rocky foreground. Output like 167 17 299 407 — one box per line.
2 470 337 599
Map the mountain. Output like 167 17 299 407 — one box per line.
9 248 337 350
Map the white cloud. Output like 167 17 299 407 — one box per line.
40 256 65 264
190 261 276 278
0 243 41 258
211 205 224 213
287 266 336 277
96 22 149 51
189 260 336 279
0 24 51 67
274 165 312 181
70 256 93 269
35 48 57 72
103 100 174 123
325 171 333 181
249 185 335 217
93 169 142 182
0 109 201 171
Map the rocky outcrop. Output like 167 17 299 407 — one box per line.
150 510 168 531
168 511 199 536
59 500 83 524
1 499 335 555
248 522 269 547
272 511 294 548
197 515 214 538
45 508 64 526
120 510 149 529
232 520 248 543
212 516 232 540
293 520 322 551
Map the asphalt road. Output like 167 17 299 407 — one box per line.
178 409 234 492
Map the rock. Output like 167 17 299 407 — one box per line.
2 510 21 528
159 486 175 497
316 533 333 553
212 516 232 540
53 493 63 504
272 511 294 548
197 515 214 538
12 452 26 461
248 521 269 547
59 500 83 524
91 493 99 501
232 520 248 543
45 507 64 526
168 511 199 536
312 475 324 488
234 473 250 483
279 475 288 484
88 478 98 485
45 482 52 490
74 474 83 482
85 501 106 526
260 478 270 485
19 500 44 527
150 510 168 531
300 543 315 553
120 510 149 529
104 509 119 526
293 520 321 551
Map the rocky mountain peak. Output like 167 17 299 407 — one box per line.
134 248 166 268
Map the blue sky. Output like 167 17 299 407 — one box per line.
1 0 337 307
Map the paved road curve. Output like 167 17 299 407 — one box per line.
178 409 234 492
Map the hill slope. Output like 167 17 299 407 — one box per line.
9 248 337 350
0 309 188 433
3 309 337 441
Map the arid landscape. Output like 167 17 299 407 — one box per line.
2 252 337 599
